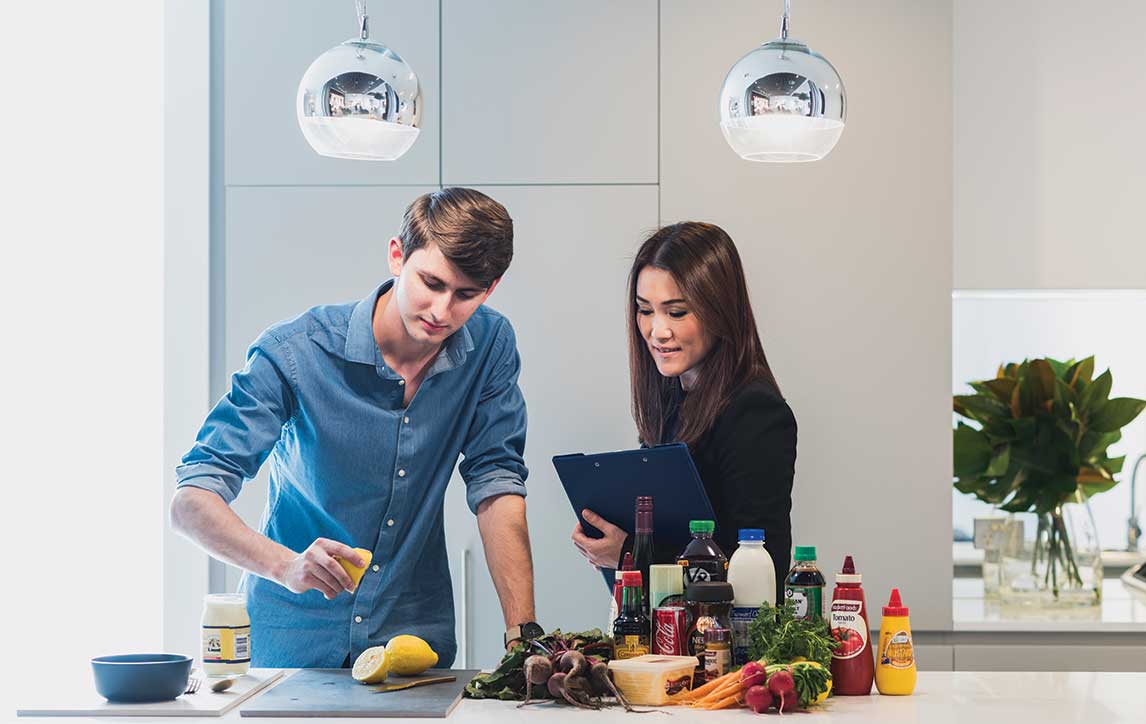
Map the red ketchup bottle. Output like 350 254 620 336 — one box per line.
828 555 874 695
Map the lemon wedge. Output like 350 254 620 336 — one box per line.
338 548 373 589
352 645 389 684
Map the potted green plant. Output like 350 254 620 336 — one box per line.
953 357 1145 605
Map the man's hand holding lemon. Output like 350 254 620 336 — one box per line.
277 538 370 600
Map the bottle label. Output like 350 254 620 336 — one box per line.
829 600 868 659
202 625 251 664
679 559 725 583
785 586 823 620
615 634 650 659
730 606 759 666
879 629 914 669
705 644 731 679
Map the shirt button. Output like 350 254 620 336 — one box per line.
398 379 405 386
387 519 395 527
398 469 406 477
354 616 363 624
403 416 410 424
372 564 380 572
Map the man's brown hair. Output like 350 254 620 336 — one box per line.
398 187 513 288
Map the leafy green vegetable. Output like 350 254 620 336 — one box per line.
746 601 838 669
463 629 613 700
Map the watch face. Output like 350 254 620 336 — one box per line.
520 622 545 640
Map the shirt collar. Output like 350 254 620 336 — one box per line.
345 279 476 373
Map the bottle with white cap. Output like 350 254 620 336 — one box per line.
726 528 776 666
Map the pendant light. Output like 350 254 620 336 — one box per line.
296 1 422 161
718 0 846 162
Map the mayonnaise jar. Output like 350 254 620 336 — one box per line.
201 594 250 676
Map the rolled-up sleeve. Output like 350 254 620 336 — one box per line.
175 335 297 504
458 320 528 514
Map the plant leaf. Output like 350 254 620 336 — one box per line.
1066 356 1095 389
1089 397 1146 432
953 423 992 477
1080 369 1113 412
985 445 1011 477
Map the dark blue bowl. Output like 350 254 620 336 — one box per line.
91 654 193 703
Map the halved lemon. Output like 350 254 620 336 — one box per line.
352 645 389 684
338 548 373 590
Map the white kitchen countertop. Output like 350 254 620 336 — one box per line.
953 577 1146 632
13 671 1146 724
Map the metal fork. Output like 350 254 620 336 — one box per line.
184 670 201 695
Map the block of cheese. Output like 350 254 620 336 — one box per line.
607 655 697 706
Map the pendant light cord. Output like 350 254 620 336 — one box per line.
780 0 791 40
356 0 369 40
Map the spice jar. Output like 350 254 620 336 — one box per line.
201 594 250 677
704 627 732 680
685 581 733 682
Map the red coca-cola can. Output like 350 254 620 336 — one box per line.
653 606 688 656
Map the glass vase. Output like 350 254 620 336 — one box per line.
999 490 1102 607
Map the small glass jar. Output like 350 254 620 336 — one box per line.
201 594 250 677
704 627 732 680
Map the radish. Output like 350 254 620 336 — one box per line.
767 669 798 714
517 656 553 708
744 685 773 714
740 661 768 688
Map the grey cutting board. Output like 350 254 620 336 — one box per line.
239 668 479 718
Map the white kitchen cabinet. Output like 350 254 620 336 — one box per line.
221 184 438 588
441 0 658 185
224 0 440 186
954 645 1146 672
441 184 659 669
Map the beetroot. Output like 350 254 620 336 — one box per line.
744 684 773 714
740 661 768 688
767 669 798 714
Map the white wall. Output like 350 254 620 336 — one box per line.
1 0 165 711
954 0 1146 290
661 0 955 632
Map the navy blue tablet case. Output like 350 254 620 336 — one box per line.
553 443 716 589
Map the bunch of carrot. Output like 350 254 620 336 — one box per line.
667 661 767 710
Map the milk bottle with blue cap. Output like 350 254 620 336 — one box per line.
727 528 776 665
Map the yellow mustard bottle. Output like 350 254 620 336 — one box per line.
875 588 916 695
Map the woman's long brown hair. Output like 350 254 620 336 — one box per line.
628 222 781 447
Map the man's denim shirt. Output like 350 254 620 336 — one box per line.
176 280 528 667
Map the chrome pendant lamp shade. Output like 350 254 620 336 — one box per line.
719 0 845 162
297 1 422 161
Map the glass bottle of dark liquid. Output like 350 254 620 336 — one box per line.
784 545 826 621
612 571 651 659
631 496 655 603
677 520 727 583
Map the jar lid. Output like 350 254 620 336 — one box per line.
686 581 733 602
704 627 731 643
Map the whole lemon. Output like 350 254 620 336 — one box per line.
384 635 439 676
351 646 389 684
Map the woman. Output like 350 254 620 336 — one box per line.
571 221 796 601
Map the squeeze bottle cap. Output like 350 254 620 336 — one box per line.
836 555 861 584
621 551 634 571
883 588 909 617
737 528 765 542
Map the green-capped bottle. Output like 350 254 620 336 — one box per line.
676 520 728 584
784 545 826 621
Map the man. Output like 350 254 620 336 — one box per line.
170 188 542 668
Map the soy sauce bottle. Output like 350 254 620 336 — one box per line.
613 570 651 660
784 545 826 621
